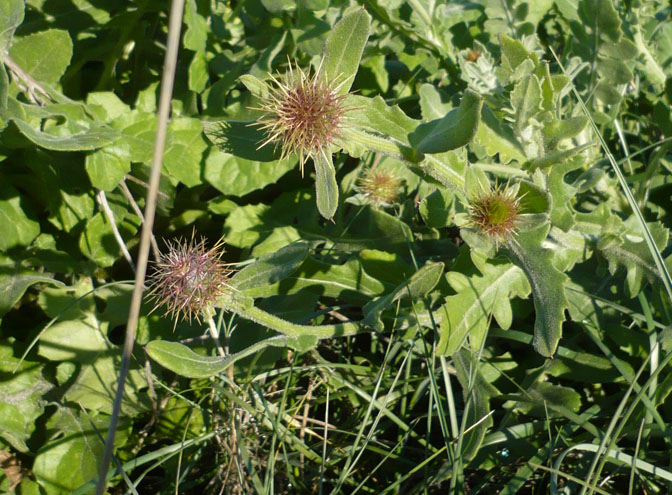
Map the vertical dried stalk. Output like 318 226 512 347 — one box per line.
95 0 186 492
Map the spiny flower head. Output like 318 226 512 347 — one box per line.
146 235 232 325
356 168 402 206
256 61 349 174
468 184 522 246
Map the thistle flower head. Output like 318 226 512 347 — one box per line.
256 61 349 174
146 235 232 325
356 168 402 207
468 184 522 246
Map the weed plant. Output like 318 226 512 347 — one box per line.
0 1 671 494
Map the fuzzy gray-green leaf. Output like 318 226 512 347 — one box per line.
504 225 569 357
231 242 309 292
321 8 371 94
314 152 338 220
409 90 483 155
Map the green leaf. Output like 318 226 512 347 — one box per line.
33 408 128 493
0 181 40 250
347 95 418 145
453 349 495 460
238 74 270 100
578 0 622 43
38 310 147 414
146 341 228 378
204 149 296 197
314 152 338 220
204 120 279 162
0 0 23 54
9 29 73 85
511 382 582 417
244 255 386 303
437 257 530 355
418 83 452 121
511 74 542 134
0 345 52 452
541 116 589 152
321 8 371 93
231 241 309 292
599 219 670 298
86 92 130 122
409 90 482 155
188 49 209 93
163 117 208 187
498 33 540 81
9 114 120 151
474 106 526 164
363 261 444 328
0 269 63 318
183 0 207 51
504 225 569 357
419 188 455 228
596 58 632 85
79 212 138 267
84 143 131 191
113 110 157 162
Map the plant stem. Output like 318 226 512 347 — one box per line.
207 317 226 357
220 297 366 339
340 127 416 161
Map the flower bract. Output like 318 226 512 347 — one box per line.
468 185 522 246
356 168 402 207
256 62 349 174
146 236 232 324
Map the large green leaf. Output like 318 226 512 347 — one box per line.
163 117 208 187
146 340 230 378
78 212 138 268
243 255 386 303
230 241 309 292
204 149 296 196
204 120 280 162
0 181 40 250
0 345 52 452
474 106 526 164
321 8 371 93
599 218 670 298
346 95 418 145
38 310 148 414
0 0 24 54
146 336 289 379
408 90 482 155
0 269 63 318
504 225 569 357
8 29 72 85
10 115 120 151
578 0 622 43
437 256 530 355
33 408 128 494
84 143 131 191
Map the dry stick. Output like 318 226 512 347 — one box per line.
96 190 135 271
207 317 226 357
119 179 161 261
95 0 186 493
4 55 51 105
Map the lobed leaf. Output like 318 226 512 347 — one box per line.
504 226 569 357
